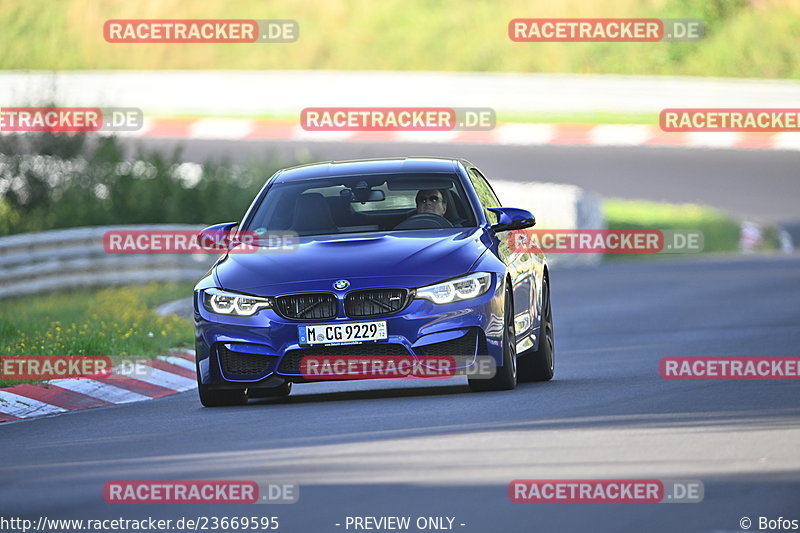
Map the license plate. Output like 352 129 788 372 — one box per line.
299 321 388 346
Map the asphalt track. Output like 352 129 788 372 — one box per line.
2 254 799 533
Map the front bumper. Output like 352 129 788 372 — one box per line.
194 283 505 388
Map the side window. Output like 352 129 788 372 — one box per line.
468 168 502 224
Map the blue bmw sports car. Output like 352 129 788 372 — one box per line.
193 157 554 406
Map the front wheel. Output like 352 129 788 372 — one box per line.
198 384 248 407
196 360 248 407
469 283 517 392
517 278 555 382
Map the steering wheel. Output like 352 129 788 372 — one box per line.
394 213 454 230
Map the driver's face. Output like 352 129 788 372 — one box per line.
416 190 447 216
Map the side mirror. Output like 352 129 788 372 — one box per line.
198 222 239 250
488 207 536 233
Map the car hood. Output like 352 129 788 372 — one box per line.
215 228 489 294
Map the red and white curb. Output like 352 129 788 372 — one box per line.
114 118 800 151
0 350 196 423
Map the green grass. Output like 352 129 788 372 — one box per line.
497 111 659 126
0 283 194 388
603 198 742 260
1 0 798 78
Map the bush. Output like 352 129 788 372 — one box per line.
603 198 742 259
0 133 287 235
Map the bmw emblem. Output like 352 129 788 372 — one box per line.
333 279 350 290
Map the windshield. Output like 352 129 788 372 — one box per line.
243 173 477 237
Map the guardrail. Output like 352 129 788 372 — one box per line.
0 224 215 299
492 180 605 267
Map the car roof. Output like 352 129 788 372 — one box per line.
272 157 473 183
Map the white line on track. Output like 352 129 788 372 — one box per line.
157 355 196 371
47 379 150 404
0 391 67 418
129 367 196 392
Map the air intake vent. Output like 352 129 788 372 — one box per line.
275 293 338 320
345 288 410 318
413 330 478 357
278 343 410 374
218 345 278 379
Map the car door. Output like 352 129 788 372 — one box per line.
467 167 540 341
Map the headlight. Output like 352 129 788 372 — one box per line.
202 288 272 316
415 272 492 304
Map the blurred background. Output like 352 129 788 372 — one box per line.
0 0 797 358
3 0 798 76
2 5 799 529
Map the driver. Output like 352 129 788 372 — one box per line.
415 189 448 218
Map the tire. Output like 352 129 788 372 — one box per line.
469 283 517 392
198 384 248 407
517 277 555 382
196 360 248 407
